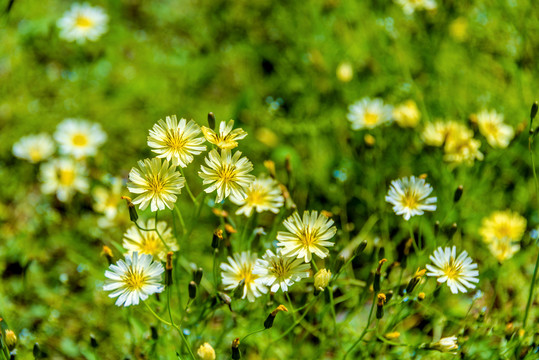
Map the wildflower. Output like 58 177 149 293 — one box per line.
231 176 284 217
347 97 393 130
385 176 437 221
421 121 448 147
54 119 107 159
57 3 108 43
395 0 437 15
426 246 479 294
487 237 520 262
201 120 247 150
147 115 206 167
442 122 483 165
476 110 514 148
197 343 216 360
276 211 337 262
92 177 124 219
12 133 55 163
103 252 165 307
336 62 353 82
253 249 311 293
199 149 255 203
431 336 459 353
220 252 268 302
127 158 185 211
480 210 526 244
123 219 178 262
449 17 468 42
5 329 17 350
314 268 332 292
40 158 89 202
393 100 420 128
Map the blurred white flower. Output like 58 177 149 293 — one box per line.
92 177 124 219
12 133 55 163
40 158 89 202
347 97 393 130
123 219 178 262
395 0 437 15
385 176 436 221
57 3 108 44
476 110 514 148
54 119 107 159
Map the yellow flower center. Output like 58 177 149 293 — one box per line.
364 112 379 126
72 133 88 146
141 235 162 256
483 122 499 137
148 176 164 193
29 148 42 162
59 168 75 186
269 258 291 278
218 165 236 183
300 229 319 247
442 258 462 280
165 131 188 152
123 270 148 291
402 191 419 210
75 15 93 29
248 189 267 206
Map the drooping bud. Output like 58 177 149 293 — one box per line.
453 185 463 203
314 269 332 294
207 112 216 130
33 343 41 358
5 329 17 350
197 342 216 360
231 338 241 360
354 240 368 256
165 252 173 286
101 245 114 265
212 229 223 249
263 160 276 179
376 293 386 319
217 292 232 311
448 223 458 238
188 281 197 299
373 259 387 292
285 155 292 178
121 196 138 222
405 268 426 294
194 267 203 285
264 305 288 329
89 334 98 348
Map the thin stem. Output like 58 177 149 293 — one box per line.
154 211 171 252
144 301 172 326
179 167 198 205
328 287 338 334
343 292 376 359
241 328 266 342
270 297 318 343
174 206 187 235
285 292 298 321
408 222 420 255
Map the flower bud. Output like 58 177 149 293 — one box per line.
376 293 386 319
151 326 158 340
430 336 458 352
225 223 237 234
207 112 216 130
197 342 216 360
405 268 426 294
453 185 463 203
5 329 17 350
374 259 387 292
194 267 203 285
121 196 138 222
188 281 197 300
264 305 288 329
263 160 276 179
314 269 332 293
354 240 368 256
212 229 223 249
165 252 173 286
385 331 400 340
90 334 98 348
33 342 41 358
101 245 114 265
531 102 538 130
448 223 458 238
418 292 425 301
434 221 440 237
231 338 241 360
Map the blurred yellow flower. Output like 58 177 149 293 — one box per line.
479 210 526 244
197 343 216 360
231 176 284 217
488 237 520 262
423 121 483 165
476 110 514 148
421 121 447 147
336 62 353 82
123 219 178 262
201 120 247 150
395 0 437 15
12 133 55 163
393 100 420 128
449 17 468 42
40 158 89 202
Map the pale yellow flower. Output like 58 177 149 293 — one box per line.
395 0 437 15
199 149 255 203
40 158 89 202
314 269 332 291
12 133 55 163
487 237 520 262
147 115 206 167
253 249 311 293
347 98 393 130
479 210 526 244
421 121 447 147
197 343 216 360
231 176 284 217
54 118 107 159
385 176 437 221
393 100 420 128
476 110 514 148
336 62 353 82
127 158 185 212
220 252 268 302
92 177 124 219
57 3 108 44
123 219 178 262
201 120 247 150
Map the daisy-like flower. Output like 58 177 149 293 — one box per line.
426 246 479 294
393 100 420 128
199 149 255 203
92 177 124 219
253 249 311 293
57 3 108 44
147 115 207 167
276 211 337 262
421 121 448 147
476 110 514 148
201 120 247 150
479 210 526 244
395 0 437 15
443 136 484 165
103 252 164 307
127 158 185 212
12 133 55 163
40 158 89 202
54 119 107 159
385 176 437 221
123 219 178 262
220 252 268 302
487 237 520 262
231 176 284 217
347 97 393 130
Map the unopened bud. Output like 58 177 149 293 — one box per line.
531 102 538 128
225 223 237 234
194 267 203 285
385 290 394 302
434 221 440 237
90 334 98 348
121 196 138 222
418 292 425 301
264 160 276 179
5 330 17 350
151 326 158 340
197 342 216 360
264 305 288 329
211 208 229 217
33 343 41 358
448 223 458 238
314 269 332 293
354 240 368 256
374 259 387 292
376 293 386 319
232 338 241 360
430 336 458 352
165 252 173 286
453 185 463 203
285 155 292 175
385 332 400 340
405 268 426 294
208 112 216 130
212 229 223 249
188 281 197 299
101 245 114 265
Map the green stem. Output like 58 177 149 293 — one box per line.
241 328 266 342
179 167 198 205
328 287 338 334
343 292 376 359
270 297 318 343
285 292 298 321
154 211 171 252
174 206 187 235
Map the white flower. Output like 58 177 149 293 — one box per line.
147 115 207 167
12 133 55 163
220 252 267 302
395 0 437 15
201 120 247 150
40 158 89 202
231 176 284 217
276 211 337 262
385 176 437 221
104 252 164 307
426 246 479 294
127 158 185 212
54 119 107 159
347 97 393 130
253 249 311 293
123 219 178 262
57 3 108 44
476 110 514 148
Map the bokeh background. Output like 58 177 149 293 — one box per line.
1 0 539 359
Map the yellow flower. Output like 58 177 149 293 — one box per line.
123 219 178 262
147 115 206 167
231 176 284 217
487 237 520 262
479 210 526 244
336 62 353 82
449 17 468 42
197 343 216 360
314 269 332 291
199 149 255 203
476 110 514 148
277 211 337 262
127 158 185 211
421 121 448 147
201 120 247 150
393 100 420 128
